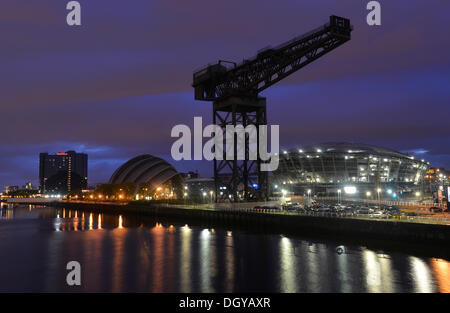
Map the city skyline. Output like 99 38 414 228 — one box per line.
1 1 450 190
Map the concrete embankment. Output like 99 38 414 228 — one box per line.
30 201 450 248
6 198 56 204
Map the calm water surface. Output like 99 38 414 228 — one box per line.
0 204 449 292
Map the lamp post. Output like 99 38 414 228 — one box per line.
281 189 287 204
415 191 421 202
337 189 341 204
366 191 371 205
377 188 381 205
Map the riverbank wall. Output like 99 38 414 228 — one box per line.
28 201 450 247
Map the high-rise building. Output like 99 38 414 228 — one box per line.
22 182 36 190
5 186 19 194
39 151 88 193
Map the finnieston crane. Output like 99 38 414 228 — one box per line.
193 15 352 202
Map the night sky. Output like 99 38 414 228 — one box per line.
1 0 449 190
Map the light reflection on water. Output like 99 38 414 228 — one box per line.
0 204 449 293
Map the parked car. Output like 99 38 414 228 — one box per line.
316 205 330 213
429 207 443 213
357 207 373 215
282 202 303 212
329 206 346 214
370 210 385 218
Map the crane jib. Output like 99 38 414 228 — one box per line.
193 15 352 102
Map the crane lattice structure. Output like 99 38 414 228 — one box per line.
193 15 352 202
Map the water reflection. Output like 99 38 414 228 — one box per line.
279 237 297 293
180 224 192 292
0 204 449 293
336 248 351 292
224 231 234 292
430 258 450 293
410 256 435 293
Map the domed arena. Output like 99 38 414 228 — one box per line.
109 154 183 197
273 142 429 199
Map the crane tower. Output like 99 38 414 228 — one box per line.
193 15 352 202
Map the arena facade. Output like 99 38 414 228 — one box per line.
272 142 430 199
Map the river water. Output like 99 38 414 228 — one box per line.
0 204 449 293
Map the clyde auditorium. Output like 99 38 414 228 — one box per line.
109 154 183 193
273 142 429 198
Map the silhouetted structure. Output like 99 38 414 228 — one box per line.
193 16 352 201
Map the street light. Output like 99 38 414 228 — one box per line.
366 191 371 200
337 189 341 204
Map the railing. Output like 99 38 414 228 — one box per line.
311 196 446 209
52 199 450 226
214 206 450 226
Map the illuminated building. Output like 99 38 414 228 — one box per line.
39 150 88 193
109 154 183 199
273 142 429 199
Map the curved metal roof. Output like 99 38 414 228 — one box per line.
288 142 415 160
109 154 182 189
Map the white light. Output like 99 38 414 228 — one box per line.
387 189 392 194
344 186 357 194
316 149 322 153
298 149 303 153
